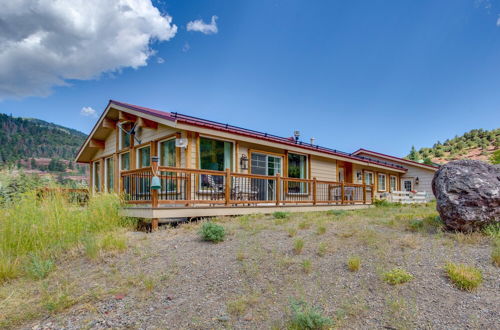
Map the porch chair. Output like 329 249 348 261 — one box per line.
206 174 225 201
232 178 259 203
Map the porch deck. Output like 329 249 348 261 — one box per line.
120 166 375 221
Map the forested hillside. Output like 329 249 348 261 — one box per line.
0 113 86 165
406 128 500 164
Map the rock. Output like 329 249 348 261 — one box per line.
432 160 500 232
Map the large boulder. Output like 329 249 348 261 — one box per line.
432 160 500 232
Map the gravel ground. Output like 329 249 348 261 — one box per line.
15 206 500 329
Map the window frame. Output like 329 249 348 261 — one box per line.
378 173 387 192
120 152 130 171
93 160 102 193
287 152 309 194
104 156 114 193
136 145 151 169
364 171 374 185
119 123 132 150
157 137 177 167
198 136 235 191
390 175 397 192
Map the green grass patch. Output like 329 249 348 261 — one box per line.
199 222 226 243
273 211 290 219
383 268 414 285
445 263 482 291
288 300 333 330
347 256 361 272
294 238 304 254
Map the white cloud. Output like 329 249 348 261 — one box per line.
187 16 218 34
497 15 500 26
80 106 97 117
0 0 178 100
182 42 191 52
157 57 165 64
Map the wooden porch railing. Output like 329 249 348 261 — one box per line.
120 166 374 207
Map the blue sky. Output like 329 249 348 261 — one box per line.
1 0 499 157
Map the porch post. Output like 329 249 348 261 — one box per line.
363 184 367 204
341 182 345 204
151 156 159 231
312 177 317 205
276 173 281 206
225 168 231 206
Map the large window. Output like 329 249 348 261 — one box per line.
199 137 233 190
159 139 176 167
159 138 177 192
120 152 130 171
378 173 387 191
93 161 101 192
137 146 151 168
105 157 114 192
119 124 131 149
364 171 374 185
288 153 308 193
390 175 397 192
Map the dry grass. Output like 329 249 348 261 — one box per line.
2 202 498 329
445 263 483 291
347 256 361 272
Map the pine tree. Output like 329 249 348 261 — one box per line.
408 146 419 161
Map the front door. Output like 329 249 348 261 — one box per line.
251 153 282 200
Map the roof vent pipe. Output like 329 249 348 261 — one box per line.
310 137 316 145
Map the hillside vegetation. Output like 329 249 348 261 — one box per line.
406 128 500 165
0 113 86 167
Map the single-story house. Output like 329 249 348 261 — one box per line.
75 100 437 222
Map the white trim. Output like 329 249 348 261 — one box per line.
93 160 101 193
136 145 151 168
353 150 437 172
119 152 130 171
104 156 114 193
390 175 397 192
198 135 236 171
364 171 374 185
378 173 387 192
157 136 177 167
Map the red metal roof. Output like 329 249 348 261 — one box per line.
105 100 407 171
353 148 439 170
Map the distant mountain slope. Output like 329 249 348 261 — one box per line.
406 128 500 164
0 113 86 165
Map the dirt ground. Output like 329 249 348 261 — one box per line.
3 204 499 329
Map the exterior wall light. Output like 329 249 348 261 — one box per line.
415 177 420 185
240 154 248 170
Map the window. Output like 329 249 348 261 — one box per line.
364 171 374 185
119 124 131 149
159 138 177 192
137 146 151 168
93 161 101 192
105 157 114 192
356 170 363 183
338 167 345 182
403 179 413 192
199 137 233 189
288 153 308 193
390 175 397 192
159 138 176 167
378 173 386 191
120 152 130 171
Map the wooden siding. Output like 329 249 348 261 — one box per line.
310 156 337 181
